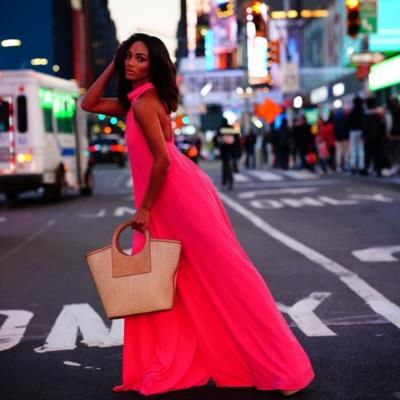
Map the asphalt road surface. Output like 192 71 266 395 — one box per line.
1 161 399 400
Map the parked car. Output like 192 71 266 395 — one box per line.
175 135 200 163
89 135 127 167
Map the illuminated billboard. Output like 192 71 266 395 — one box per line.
369 54 400 91
247 22 269 85
369 0 400 52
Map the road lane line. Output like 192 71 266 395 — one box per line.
0 206 75 265
219 192 400 329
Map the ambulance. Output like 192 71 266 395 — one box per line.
0 70 93 201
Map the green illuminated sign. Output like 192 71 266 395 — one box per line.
369 55 400 91
360 0 377 34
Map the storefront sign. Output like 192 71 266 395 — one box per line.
369 54 400 91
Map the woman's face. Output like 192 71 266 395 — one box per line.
124 41 150 82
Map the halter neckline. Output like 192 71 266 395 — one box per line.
127 82 155 101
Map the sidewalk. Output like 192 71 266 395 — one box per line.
198 159 400 191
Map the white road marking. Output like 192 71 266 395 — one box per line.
0 216 6 223
352 246 400 262
114 207 136 217
63 361 81 367
234 179 340 189
247 170 283 181
0 310 34 351
318 196 359 206
34 304 123 353
238 187 318 199
281 170 319 180
278 292 336 336
80 209 106 218
280 197 324 208
233 173 250 182
349 193 393 203
219 192 400 329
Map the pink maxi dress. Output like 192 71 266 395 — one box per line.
113 82 315 395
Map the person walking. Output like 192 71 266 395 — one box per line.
215 118 240 190
386 97 400 176
81 33 314 397
363 97 386 176
293 115 315 170
348 96 366 174
244 129 257 168
276 118 292 170
320 112 336 171
333 108 350 171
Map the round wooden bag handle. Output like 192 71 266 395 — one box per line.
111 220 151 278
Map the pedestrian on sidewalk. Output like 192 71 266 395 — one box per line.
81 32 314 397
333 107 350 171
319 111 336 171
348 96 366 174
215 118 240 190
244 129 257 168
386 97 400 176
276 117 292 170
363 96 386 177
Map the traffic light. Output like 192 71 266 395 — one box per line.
346 0 360 38
268 40 281 64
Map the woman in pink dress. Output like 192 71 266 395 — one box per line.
82 33 314 397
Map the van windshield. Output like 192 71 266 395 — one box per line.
0 100 10 132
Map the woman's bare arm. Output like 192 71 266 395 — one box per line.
81 61 126 117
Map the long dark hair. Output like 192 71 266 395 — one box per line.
114 33 179 113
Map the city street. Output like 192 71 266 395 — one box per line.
0 162 399 400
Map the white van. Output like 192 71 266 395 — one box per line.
0 70 93 201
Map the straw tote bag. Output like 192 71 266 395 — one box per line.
85 220 182 319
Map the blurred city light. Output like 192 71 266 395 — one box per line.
31 58 48 66
200 82 213 96
293 96 303 109
1 39 22 47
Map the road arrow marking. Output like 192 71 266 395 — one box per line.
219 192 400 330
278 292 336 337
352 246 400 262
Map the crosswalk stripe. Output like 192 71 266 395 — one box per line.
247 170 283 181
280 170 319 180
233 173 250 182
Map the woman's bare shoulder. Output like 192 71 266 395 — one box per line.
133 89 166 119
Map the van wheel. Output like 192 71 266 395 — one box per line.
80 169 94 196
44 168 67 202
